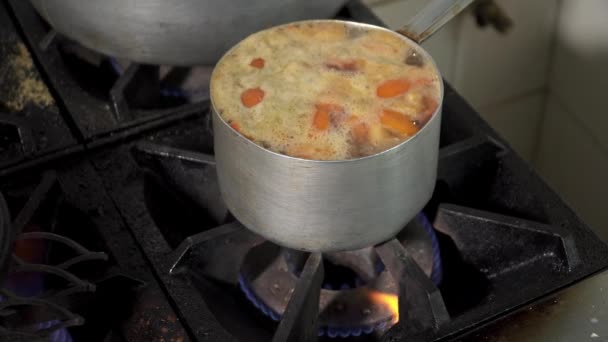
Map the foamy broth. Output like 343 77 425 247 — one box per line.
211 21 441 160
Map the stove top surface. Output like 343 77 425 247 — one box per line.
1 1 607 342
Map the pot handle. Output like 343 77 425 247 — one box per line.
396 0 475 44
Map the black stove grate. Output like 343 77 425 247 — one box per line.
81 1 608 338
0 0 607 341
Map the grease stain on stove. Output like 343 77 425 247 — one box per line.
0 42 54 111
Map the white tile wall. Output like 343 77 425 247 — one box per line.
549 0 608 150
478 91 544 162
535 94 608 242
452 0 558 109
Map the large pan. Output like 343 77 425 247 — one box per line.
29 0 348 66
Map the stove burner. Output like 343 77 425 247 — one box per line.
238 213 443 338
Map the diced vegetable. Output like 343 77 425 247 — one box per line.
228 121 252 139
313 103 344 131
351 122 369 145
250 58 265 69
368 124 392 147
347 116 369 145
229 121 241 132
406 91 423 107
241 87 265 108
325 58 363 72
376 79 411 98
379 109 419 135
287 143 334 160
313 107 330 131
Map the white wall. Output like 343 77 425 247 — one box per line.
535 0 608 241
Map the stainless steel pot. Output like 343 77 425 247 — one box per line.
29 0 347 66
211 21 443 252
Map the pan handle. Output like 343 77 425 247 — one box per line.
396 0 475 43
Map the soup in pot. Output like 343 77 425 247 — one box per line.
210 21 441 160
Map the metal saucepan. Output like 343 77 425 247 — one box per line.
210 0 474 252
211 21 442 252
29 0 348 66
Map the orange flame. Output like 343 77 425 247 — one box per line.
368 291 399 323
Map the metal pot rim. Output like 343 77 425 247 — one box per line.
210 19 444 164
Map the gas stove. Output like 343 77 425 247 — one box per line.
1 1 607 342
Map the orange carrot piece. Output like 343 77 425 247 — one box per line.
313 103 344 131
250 58 265 69
229 121 252 139
376 79 411 98
229 121 241 132
240 87 265 108
313 107 330 131
380 109 419 135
